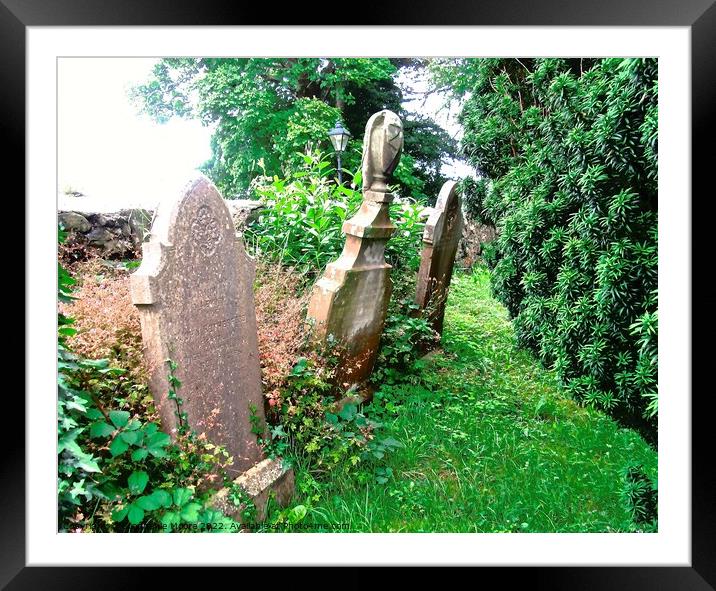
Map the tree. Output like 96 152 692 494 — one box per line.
434 58 658 438
131 58 456 200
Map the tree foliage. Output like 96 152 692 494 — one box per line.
132 58 456 200
435 58 658 437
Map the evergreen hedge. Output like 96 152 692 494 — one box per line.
442 58 658 437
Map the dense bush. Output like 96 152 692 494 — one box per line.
435 58 658 436
244 150 426 278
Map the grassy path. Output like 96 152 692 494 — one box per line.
263 266 657 532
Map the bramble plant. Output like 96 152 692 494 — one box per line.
244 149 426 278
58 226 239 532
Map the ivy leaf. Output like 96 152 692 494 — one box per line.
290 357 308 376
128 470 149 495
76 455 101 473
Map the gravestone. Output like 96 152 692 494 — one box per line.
130 175 292 516
306 110 404 388
415 180 464 336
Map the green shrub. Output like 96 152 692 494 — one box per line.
263 353 402 478
620 463 658 532
436 58 658 436
57 227 239 532
245 149 426 279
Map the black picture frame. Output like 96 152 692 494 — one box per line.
9 0 711 587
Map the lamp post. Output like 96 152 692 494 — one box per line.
327 120 351 184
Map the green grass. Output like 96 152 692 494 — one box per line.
259 266 657 533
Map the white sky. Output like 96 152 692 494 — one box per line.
58 58 472 211
58 58 213 211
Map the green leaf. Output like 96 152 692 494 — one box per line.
180 502 202 523
291 357 308 376
85 408 104 420
111 506 129 522
89 421 115 439
109 437 129 457
127 503 145 525
173 487 192 507
150 489 173 509
120 430 142 446
109 410 130 428
161 511 180 531
136 494 161 511
380 437 403 449
131 448 149 461
288 504 308 524
128 470 149 495
125 419 142 431
147 431 171 448
77 455 101 473
338 403 357 421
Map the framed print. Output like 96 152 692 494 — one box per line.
9 0 712 587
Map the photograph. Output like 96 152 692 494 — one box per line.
56 55 660 536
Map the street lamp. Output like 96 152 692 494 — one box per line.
327 120 351 184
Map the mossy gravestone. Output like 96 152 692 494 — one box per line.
306 110 404 388
131 176 292 518
415 180 464 336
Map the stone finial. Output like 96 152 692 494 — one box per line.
361 110 404 200
415 180 464 336
306 111 403 388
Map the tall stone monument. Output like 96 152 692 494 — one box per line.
130 176 292 517
306 110 404 387
415 180 464 336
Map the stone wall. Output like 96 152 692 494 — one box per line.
58 209 152 259
58 200 265 259
456 216 497 268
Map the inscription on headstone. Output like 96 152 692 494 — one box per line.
415 180 464 336
130 176 264 477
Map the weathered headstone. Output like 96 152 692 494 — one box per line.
415 180 464 336
130 176 292 516
306 110 404 387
